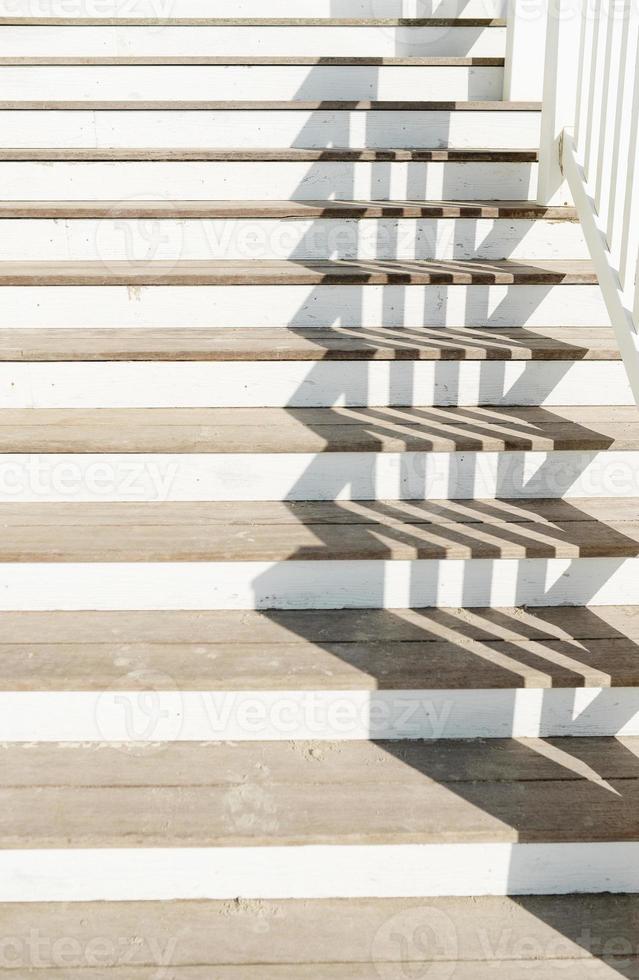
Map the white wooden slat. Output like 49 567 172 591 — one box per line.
2 688 639 741
1 450 638 503
0 109 541 150
0 217 587 262
2 842 639 901
0 558 636 610
0 25 507 57
0 160 540 201
0 361 629 408
0 0 508 16
0 65 504 102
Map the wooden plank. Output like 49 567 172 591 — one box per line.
0 405 636 452
2 738 639 846
0 894 636 974
0 326 619 361
0 498 636 562
0 200 576 219
0 99 538 110
0 16 507 25
0 147 539 161
0 259 597 286
0 55 507 66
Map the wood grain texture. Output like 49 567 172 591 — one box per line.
0 326 616 361
1 894 636 975
0 405 635 452
4 604 639 691
0 100 538 111
2 737 639 846
0 55 507 65
0 498 636 561
0 16 507 25
0 200 575 219
0 147 539 161
0 259 596 285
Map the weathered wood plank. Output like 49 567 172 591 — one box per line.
1 738 639 846
0 326 617 361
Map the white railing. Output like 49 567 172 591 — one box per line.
507 0 639 403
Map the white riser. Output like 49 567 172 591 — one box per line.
0 558 636 610
0 362 627 408
0 161 540 202
5 218 586 262
2 451 638 502
0 0 508 17
3 688 639 742
2 843 639 901
0 109 539 150
0 65 504 101
2 26 506 58
0 286 609 328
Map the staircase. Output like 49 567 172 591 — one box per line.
2 2 639 976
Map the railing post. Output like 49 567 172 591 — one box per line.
537 0 581 204
503 0 549 100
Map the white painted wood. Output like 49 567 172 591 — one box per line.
0 558 636 610
2 842 639 901
537 0 579 204
0 160 540 202
0 65 504 102
3 687 639 742
0 0 508 16
1 450 638 502
0 285 610 328
563 132 639 406
503 0 547 100
0 361 628 408
3 217 587 262
0 109 540 150
0 25 507 58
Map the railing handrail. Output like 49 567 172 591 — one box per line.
514 0 639 405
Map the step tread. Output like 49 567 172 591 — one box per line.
0 894 636 977
0 258 596 285
0 99 539 111
0 405 635 452
0 498 636 561
0 55 506 66
0 326 616 361
0 147 539 161
0 200 575 219
1 737 638 846
4 605 639 692
0 16 507 25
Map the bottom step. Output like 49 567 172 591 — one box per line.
0 894 637 977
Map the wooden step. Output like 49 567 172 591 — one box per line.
0 16 507 25
0 147 539 161
1 55 506 65
4 605 639 691
0 326 616 361
0 259 596 285
0 894 635 977
1 737 638 848
0 99 538 110
0 498 636 561
0 405 635 452
0 200 575 219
